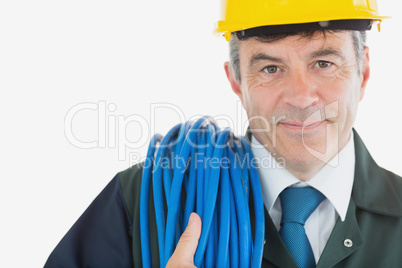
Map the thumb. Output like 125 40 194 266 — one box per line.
166 213 202 268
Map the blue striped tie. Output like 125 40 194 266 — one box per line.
279 187 325 268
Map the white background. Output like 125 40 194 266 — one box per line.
1 0 401 267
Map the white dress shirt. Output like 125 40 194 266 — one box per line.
251 132 355 263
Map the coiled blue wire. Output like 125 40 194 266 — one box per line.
139 117 265 267
139 133 163 267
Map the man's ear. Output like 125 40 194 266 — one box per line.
224 62 242 99
359 46 370 101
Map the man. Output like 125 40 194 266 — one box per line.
46 0 402 267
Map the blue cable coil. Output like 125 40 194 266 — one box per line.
139 117 265 267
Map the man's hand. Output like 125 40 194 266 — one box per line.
166 213 202 268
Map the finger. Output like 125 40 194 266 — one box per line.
166 213 202 268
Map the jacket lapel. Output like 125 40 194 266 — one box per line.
316 200 363 267
247 128 402 267
318 129 402 266
263 208 299 267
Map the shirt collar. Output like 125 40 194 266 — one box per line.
251 132 355 221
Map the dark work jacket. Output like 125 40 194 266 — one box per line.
45 130 402 267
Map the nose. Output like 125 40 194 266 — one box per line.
283 71 319 109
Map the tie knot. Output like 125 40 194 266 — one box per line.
280 187 325 225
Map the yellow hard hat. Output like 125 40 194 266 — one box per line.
215 0 390 41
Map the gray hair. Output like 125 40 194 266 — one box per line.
229 30 367 83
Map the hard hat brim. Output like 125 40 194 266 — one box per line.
234 19 376 40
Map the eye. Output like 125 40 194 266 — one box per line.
314 61 332 68
262 65 279 74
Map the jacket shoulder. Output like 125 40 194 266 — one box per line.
378 165 402 201
353 130 402 217
118 162 144 220
358 163 402 218
117 162 160 267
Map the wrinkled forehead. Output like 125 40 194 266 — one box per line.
237 30 354 56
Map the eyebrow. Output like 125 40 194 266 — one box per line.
249 52 284 68
308 47 346 61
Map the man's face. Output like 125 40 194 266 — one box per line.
225 31 370 180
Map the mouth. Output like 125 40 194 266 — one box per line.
280 120 325 131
